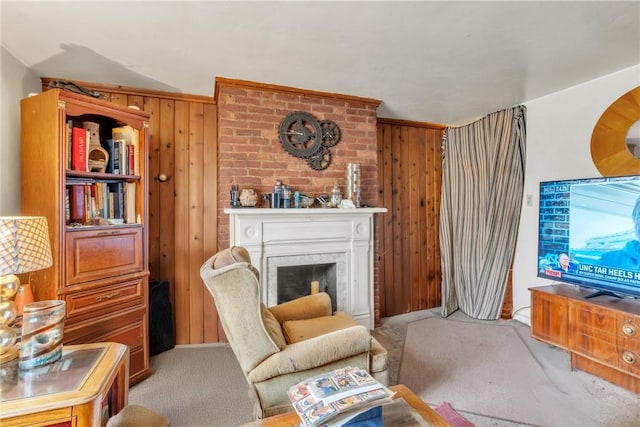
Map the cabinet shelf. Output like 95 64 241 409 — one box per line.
66 170 141 182
66 223 142 232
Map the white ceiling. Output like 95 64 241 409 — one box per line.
2 1 639 126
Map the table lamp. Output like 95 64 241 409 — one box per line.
0 216 53 364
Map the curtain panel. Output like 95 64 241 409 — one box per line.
440 106 526 319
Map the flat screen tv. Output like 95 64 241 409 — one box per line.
537 174 640 299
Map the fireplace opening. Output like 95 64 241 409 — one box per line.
277 263 337 311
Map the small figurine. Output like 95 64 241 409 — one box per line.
240 188 258 207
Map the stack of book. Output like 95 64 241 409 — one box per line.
66 122 139 176
66 179 136 225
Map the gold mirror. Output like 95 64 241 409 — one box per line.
591 86 640 176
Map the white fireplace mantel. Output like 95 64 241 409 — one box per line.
225 207 386 329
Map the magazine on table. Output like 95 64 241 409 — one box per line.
287 366 394 427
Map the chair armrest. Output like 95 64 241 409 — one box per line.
268 292 332 324
247 325 371 383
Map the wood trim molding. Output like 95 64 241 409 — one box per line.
41 77 216 104
214 76 382 107
377 116 447 130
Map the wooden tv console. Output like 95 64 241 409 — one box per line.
530 284 639 393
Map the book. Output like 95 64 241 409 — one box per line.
113 140 122 174
287 367 394 427
112 126 139 176
69 184 87 224
127 143 135 177
108 181 124 220
71 127 88 171
101 139 116 174
66 120 73 170
124 182 136 224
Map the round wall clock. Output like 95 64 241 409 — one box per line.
306 145 332 171
278 111 323 158
320 120 341 147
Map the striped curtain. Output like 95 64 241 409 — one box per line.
439 106 526 319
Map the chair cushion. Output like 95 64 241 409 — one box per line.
282 312 388 375
282 311 358 344
261 305 286 349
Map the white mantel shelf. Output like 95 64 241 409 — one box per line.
225 207 387 329
224 207 387 215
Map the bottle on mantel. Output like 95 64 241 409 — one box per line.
330 181 342 208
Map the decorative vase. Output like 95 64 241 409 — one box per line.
19 300 66 370
14 283 35 315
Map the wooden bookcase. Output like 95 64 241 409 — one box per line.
530 284 640 393
20 89 151 384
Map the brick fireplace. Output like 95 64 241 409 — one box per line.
215 77 383 324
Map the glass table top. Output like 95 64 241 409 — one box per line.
0 347 105 402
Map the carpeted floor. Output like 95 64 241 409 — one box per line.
129 309 640 426
393 311 640 427
129 345 255 426
400 317 590 426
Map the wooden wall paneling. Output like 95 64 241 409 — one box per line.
127 95 144 111
422 130 442 307
109 92 128 107
426 129 442 308
188 102 205 343
158 99 176 303
173 100 190 344
202 103 219 342
408 126 422 312
416 128 428 310
377 120 444 318
376 125 388 318
145 97 161 281
390 124 404 315
400 126 412 313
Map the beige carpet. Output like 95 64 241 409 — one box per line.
398 316 640 427
129 345 255 426
129 312 640 426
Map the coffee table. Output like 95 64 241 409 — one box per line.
256 384 451 426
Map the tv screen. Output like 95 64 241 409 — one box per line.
537 174 640 299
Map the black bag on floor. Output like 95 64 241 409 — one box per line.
149 280 175 356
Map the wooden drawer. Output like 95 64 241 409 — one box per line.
90 318 148 384
617 316 640 376
1 407 73 427
64 310 149 383
64 305 146 345
570 303 619 367
65 278 146 324
66 227 143 285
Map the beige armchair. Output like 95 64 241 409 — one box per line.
200 246 388 419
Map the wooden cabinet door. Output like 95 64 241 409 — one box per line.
530 288 569 349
